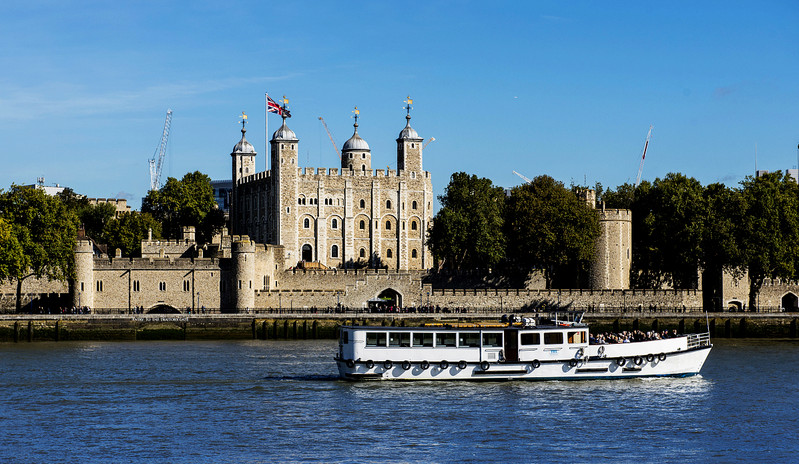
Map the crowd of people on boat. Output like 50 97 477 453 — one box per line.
590 329 680 344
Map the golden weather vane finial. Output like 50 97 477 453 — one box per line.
239 111 247 129
404 96 413 116
352 106 360 125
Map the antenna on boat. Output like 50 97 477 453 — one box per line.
705 310 711 335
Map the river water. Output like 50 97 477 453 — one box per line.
0 339 797 463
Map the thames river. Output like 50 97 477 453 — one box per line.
1 339 797 463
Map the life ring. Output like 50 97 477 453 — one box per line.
658 353 667 361
383 360 393 369
345 359 355 368
531 359 541 369
645 353 655 363
402 360 412 370
568 359 578 368
440 360 449 369
576 348 584 358
616 357 626 366
634 356 643 366
365 360 375 369
420 360 430 370
480 361 490 371
597 346 606 357
457 360 468 370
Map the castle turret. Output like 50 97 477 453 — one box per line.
74 239 94 309
232 237 256 311
396 99 423 172
231 114 256 235
270 114 299 263
341 108 371 172
590 205 632 290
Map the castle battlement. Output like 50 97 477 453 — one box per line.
294 167 431 180
597 208 632 221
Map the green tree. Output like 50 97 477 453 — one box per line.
79 203 117 243
505 175 599 288
700 183 746 310
739 172 799 310
427 172 506 272
0 217 25 281
0 186 79 311
142 171 222 242
103 212 162 257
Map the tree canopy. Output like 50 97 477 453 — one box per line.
142 171 223 242
104 212 162 257
428 172 506 272
505 175 599 288
0 186 79 311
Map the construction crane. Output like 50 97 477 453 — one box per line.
149 109 173 191
635 125 653 188
318 117 341 160
423 137 436 149
513 170 532 184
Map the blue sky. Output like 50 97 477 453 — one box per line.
1 1 797 210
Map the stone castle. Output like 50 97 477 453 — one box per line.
10 99 794 313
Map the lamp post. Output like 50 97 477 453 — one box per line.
197 291 201 313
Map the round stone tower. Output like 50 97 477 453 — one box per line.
232 237 256 311
590 205 632 290
230 117 257 235
341 110 371 172
73 239 94 308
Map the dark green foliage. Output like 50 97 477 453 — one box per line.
428 172 506 272
505 175 599 288
141 171 223 243
104 212 162 257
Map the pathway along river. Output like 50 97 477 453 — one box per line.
1 339 797 463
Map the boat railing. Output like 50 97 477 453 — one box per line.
686 332 711 349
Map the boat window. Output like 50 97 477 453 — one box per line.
520 332 540 346
366 332 387 347
482 332 503 347
458 332 480 348
435 333 456 347
389 332 411 347
341 331 349 345
413 332 434 347
567 331 587 344
544 332 564 345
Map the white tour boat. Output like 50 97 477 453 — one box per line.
334 312 712 381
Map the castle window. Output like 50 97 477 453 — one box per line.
159 282 166 291
286 207 290 213
412 249 418 258
411 143 415 148
332 218 338 229
304 218 310 229
361 165 366 172
386 200 392 209
386 249 393 258
298 198 302 205
331 245 339 258
133 280 140 292
360 199 365 208
359 220 365 230
411 221 417 231
96 281 103 292
360 248 366 258
386 221 391 230
350 153 353 159
362 153 366 159
183 280 190 292
81 282 84 292
412 201 417 210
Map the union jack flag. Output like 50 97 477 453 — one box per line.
267 95 291 118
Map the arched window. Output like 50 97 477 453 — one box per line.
386 220 391 230
411 221 417 231
331 245 339 258
386 200 392 209
362 153 366 159
361 165 366 172
359 220 365 230
332 218 338 229
360 199 365 208
359 248 366 258
412 249 418 258
386 249 393 258
412 201 417 210
303 218 310 228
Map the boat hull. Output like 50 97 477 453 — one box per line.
335 345 712 381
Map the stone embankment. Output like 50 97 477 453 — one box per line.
1 312 798 342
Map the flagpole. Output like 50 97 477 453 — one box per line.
264 92 269 171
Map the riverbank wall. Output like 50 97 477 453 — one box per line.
1 312 798 342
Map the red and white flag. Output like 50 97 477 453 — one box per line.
267 95 290 117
